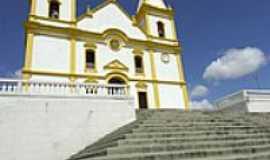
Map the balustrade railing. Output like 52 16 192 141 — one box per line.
0 79 130 97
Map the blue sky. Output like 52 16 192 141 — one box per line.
0 0 269 103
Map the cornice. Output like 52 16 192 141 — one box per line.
25 21 181 53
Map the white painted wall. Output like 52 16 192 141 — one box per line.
159 84 184 109
216 90 270 112
129 82 156 109
31 75 69 82
32 35 70 73
154 52 180 81
28 1 186 110
147 15 174 40
75 41 153 80
35 0 73 21
0 94 135 160
78 3 146 40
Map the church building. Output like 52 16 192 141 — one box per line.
23 0 189 110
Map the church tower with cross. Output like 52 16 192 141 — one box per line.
23 0 189 110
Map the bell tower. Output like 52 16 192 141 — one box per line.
136 0 177 40
28 0 77 22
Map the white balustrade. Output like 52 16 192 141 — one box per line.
0 79 129 97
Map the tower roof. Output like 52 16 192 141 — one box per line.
137 0 167 11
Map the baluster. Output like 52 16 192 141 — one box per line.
48 83 52 95
16 81 22 93
2 84 7 93
81 84 85 96
114 87 118 96
32 82 37 94
59 83 64 95
52 83 56 95
95 86 98 95
13 85 17 94
119 87 123 96
65 84 70 95
56 83 60 95
42 83 46 94
7 84 12 93
99 86 104 96
110 87 113 96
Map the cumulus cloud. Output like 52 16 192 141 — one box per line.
203 47 268 81
190 85 209 98
7 68 23 78
190 99 215 111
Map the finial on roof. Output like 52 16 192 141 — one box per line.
137 0 168 12
86 4 93 17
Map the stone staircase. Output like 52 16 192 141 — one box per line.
68 110 270 160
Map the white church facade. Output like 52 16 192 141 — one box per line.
23 0 189 110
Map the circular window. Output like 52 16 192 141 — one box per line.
109 39 121 51
161 53 170 63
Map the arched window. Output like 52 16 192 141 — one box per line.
108 77 126 85
49 0 60 18
157 21 165 38
135 56 144 74
86 49 95 70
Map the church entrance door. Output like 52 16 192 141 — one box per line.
138 92 148 109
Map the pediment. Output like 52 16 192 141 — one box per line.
77 1 147 40
104 60 129 71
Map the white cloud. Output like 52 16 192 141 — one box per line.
203 47 268 81
190 99 215 111
8 68 23 78
190 85 209 98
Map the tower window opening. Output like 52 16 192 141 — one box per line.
49 0 60 19
157 21 165 38
135 56 144 74
86 50 95 69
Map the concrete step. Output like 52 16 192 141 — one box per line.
108 139 270 155
68 111 270 160
133 126 265 133
125 130 265 139
143 119 251 124
74 133 270 159
73 138 270 159
125 132 270 140
139 122 253 127
87 144 270 160
118 135 270 146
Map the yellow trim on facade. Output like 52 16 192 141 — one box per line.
71 0 77 22
105 72 129 85
22 69 186 85
84 78 98 84
147 34 178 43
170 18 178 40
104 60 129 72
84 42 97 50
23 32 34 80
145 15 152 37
69 38 77 82
136 81 148 90
30 0 37 15
149 50 161 108
137 4 174 19
29 15 76 25
25 21 180 53
176 54 190 111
